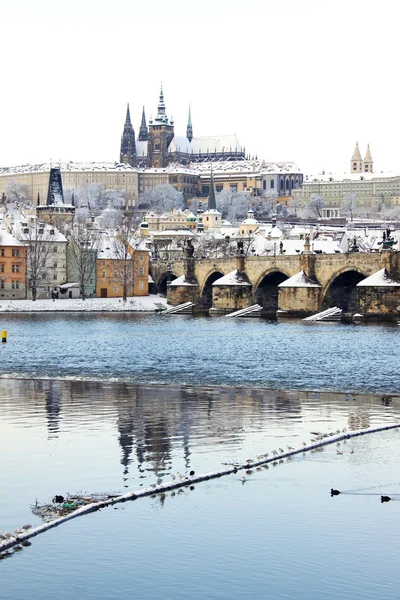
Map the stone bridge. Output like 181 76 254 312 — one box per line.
150 251 400 319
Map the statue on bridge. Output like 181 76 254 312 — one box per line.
185 239 195 259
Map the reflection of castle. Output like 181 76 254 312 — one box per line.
120 86 245 168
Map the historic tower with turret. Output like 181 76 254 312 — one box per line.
351 142 363 173
147 86 175 168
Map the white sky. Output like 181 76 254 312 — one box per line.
1 0 399 175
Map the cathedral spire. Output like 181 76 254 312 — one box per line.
208 167 217 210
138 106 149 141
125 103 132 127
120 103 136 165
155 84 168 124
186 104 193 143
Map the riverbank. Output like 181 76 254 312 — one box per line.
0 295 170 312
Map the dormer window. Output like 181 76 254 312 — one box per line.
50 229 55 235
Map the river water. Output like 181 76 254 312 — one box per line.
1 314 400 599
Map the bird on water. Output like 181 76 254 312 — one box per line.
331 488 341 496
381 495 391 503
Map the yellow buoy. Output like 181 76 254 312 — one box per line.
1 330 7 343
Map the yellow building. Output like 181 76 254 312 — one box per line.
145 209 197 232
96 237 149 298
0 229 27 299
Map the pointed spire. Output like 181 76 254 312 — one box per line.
138 106 149 141
125 103 132 126
351 141 362 161
120 103 136 164
186 104 193 142
155 84 168 124
351 141 363 173
364 143 373 173
208 167 217 210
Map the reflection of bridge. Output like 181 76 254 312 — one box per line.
151 252 400 318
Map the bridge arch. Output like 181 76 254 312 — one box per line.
253 269 291 314
321 267 368 312
157 271 179 296
198 270 225 310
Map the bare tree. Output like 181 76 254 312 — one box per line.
67 223 100 300
307 193 324 218
343 193 357 222
108 217 140 302
14 217 54 301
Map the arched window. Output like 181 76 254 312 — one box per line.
270 180 274 189
280 179 284 191
263 180 266 190
285 178 289 190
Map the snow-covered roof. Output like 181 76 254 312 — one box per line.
168 275 198 287
194 159 262 175
203 208 222 216
260 161 302 174
278 271 321 288
212 270 251 286
152 229 195 237
0 230 23 246
357 268 400 287
0 162 138 175
304 171 400 184
169 134 242 155
59 282 79 289
13 218 68 243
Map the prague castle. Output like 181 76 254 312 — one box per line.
120 86 246 168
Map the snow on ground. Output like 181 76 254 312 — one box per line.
0 295 170 313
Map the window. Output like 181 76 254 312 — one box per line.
230 185 237 192
12 248 20 257
216 185 223 192
114 270 118 278
0 281 4 289
139 281 144 291
270 180 275 189
53 274 57 280
0 265 4 273
12 280 19 289
139 254 144 261
50 229 55 235
102 260 106 266
53 247 57 253
114 286 118 293
139 267 144 276
0 249 4 257
102 271 106 278
53 262 57 268
12 264 19 273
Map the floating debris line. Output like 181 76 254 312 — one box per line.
1 420 400 554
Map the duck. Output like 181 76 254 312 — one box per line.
331 488 341 496
381 495 391 503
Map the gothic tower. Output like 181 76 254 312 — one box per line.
186 105 193 143
120 103 136 166
351 142 363 173
138 106 149 142
363 144 373 173
147 85 175 168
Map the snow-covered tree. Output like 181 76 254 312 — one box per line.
307 193 324 218
265 189 279 202
288 195 301 216
276 202 288 217
138 185 184 213
102 188 125 210
67 223 100 300
342 193 357 221
75 183 103 210
249 196 273 221
4 180 29 207
216 190 249 223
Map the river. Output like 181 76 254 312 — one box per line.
0 314 399 599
